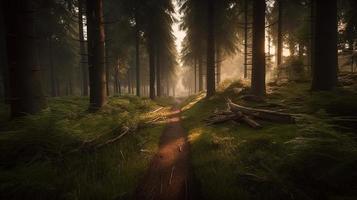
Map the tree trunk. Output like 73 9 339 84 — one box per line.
131 68 134 94
298 43 304 59
48 37 57 97
105 39 110 96
156 46 161 97
0 2 9 104
198 54 203 91
309 0 315 77
56 76 61 96
114 66 118 95
277 0 283 68
216 47 221 85
194 58 197 93
166 79 170 96
244 0 249 79
135 19 141 97
311 0 338 90
206 0 216 97
251 0 266 97
86 0 107 111
4 0 47 117
149 43 156 99
78 0 88 96
127 69 131 94
69 75 73 95
288 40 295 57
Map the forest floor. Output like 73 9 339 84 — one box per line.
0 95 176 200
135 102 199 200
180 77 357 200
1 75 357 200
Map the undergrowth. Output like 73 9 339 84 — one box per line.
0 96 166 200
182 81 357 200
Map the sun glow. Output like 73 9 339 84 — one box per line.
172 0 188 96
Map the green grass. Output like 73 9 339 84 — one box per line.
182 81 357 200
0 96 166 200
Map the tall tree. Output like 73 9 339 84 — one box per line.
156 46 162 97
135 17 141 96
78 0 88 96
277 0 283 68
251 0 266 96
0 1 9 103
206 0 216 97
311 0 338 90
86 0 107 110
149 41 156 99
3 0 47 117
243 0 249 79
143 0 175 99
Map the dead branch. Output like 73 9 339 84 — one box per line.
227 98 295 123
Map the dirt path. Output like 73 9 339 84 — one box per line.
135 106 198 200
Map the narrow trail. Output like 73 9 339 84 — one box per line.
135 105 198 200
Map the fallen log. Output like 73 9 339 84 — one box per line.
213 109 235 115
150 107 164 114
227 99 295 123
241 115 262 129
205 113 242 125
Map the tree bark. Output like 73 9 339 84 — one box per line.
206 0 216 97
198 54 203 91
48 37 57 97
149 43 156 99
156 46 161 97
135 18 141 97
127 68 131 94
277 0 283 68
244 0 249 79
216 47 221 85
78 0 88 96
194 58 197 93
309 0 315 77
105 37 110 96
311 0 338 90
86 0 107 111
251 0 266 97
0 2 9 103
4 0 47 117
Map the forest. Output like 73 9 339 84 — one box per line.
0 0 357 199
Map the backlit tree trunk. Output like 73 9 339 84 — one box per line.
198 54 203 91
194 58 197 93
78 0 88 96
156 46 161 97
243 0 249 79
251 0 266 96
86 0 107 111
216 47 221 85
149 43 156 99
135 17 141 97
311 0 338 90
277 0 283 68
206 0 216 97
4 0 47 117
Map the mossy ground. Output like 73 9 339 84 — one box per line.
181 81 357 200
0 96 169 200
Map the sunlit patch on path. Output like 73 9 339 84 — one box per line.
135 106 198 200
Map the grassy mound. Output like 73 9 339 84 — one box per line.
0 96 167 200
181 81 357 200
